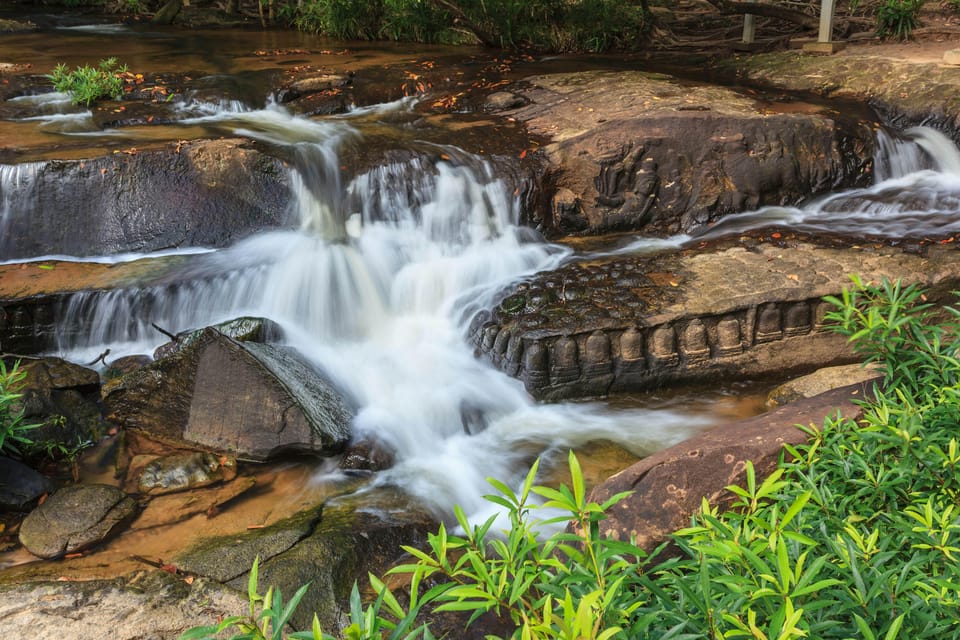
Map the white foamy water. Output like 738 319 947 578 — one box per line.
39 105 960 524
39 103 727 524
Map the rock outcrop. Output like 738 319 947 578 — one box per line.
499 71 873 236
472 241 960 400
0 138 290 260
586 383 871 554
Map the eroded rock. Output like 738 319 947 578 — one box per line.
766 363 882 408
511 71 873 236
18 484 137 559
0 138 290 260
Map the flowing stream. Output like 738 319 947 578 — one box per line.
3 24 960 527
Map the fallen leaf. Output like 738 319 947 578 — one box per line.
184 576 195 585
160 564 177 573
786 274 799 282
771 232 782 239
519 149 527 159
247 524 265 530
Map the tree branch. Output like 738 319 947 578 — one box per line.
425 0 501 48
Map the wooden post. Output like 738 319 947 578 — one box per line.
803 0 844 54
818 0 835 42
741 0 756 44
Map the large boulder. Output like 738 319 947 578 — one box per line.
0 138 290 260
505 71 872 237
18 483 137 559
102 328 353 461
586 383 870 554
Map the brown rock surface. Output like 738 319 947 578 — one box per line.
509 71 872 236
588 383 871 553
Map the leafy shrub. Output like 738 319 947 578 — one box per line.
182 277 960 639
0 360 39 457
48 57 127 107
876 0 924 40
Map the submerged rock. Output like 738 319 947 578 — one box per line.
766 363 882 408
18 484 137 559
137 451 238 495
103 327 353 461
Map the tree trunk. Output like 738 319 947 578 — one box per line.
425 0 501 48
703 0 820 31
152 0 183 24
225 0 240 14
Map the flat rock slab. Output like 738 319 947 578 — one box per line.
716 51 960 132
587 382 871 553
0 569 247 640
18 484 137 559
473 241 960 399
506 71 871 236
0 138 290 261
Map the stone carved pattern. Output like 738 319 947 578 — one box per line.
471 295 832 396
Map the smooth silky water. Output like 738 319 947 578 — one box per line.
4 23 960 571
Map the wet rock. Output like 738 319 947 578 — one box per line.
137 451 238 495
101 355 153 381
242 488 435 631
0 138 290 260
766 363 882 408
0 456 52 511
586 383 871 554
484 91 526 111
511 71 873 237
19 483 137 559
153 316 284 360
13 357 103 455
104 328 353 461
175 506 322 583
339 438 395 472
0 569 248 640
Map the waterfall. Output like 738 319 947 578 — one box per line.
46 102 724 523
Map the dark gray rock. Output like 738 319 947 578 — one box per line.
0 139 290 260
18 483 137 559
0 456 52 511
103 328 353 461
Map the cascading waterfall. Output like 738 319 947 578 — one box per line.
41 104 960 523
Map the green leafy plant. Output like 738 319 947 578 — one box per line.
179 556 329 640
0 360 40 458
48 57 127 107
181 277 960 639
876 0 924 39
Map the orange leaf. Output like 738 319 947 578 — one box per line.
771 232 782 239
519 149 527 159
